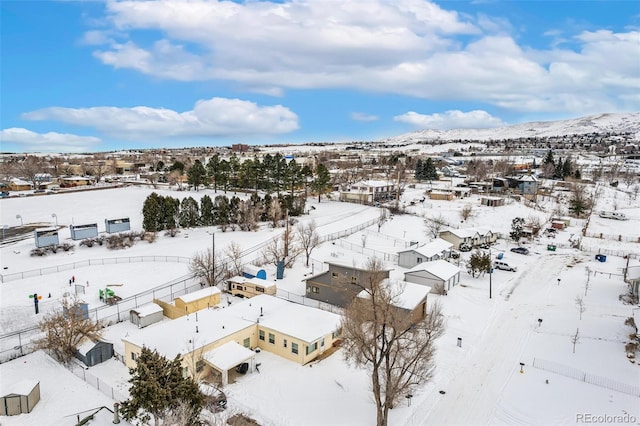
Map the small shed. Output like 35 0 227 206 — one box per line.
243 265 267 280
480 196 505 207
551 220 565 230
0 380 40 416
34 228 59 248
175 286 221 315
130 303 164 328
428 190 455 201
69 223 98 240
75 339 114 367
105 217 131 234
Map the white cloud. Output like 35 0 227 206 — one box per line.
393 110 506 129
0 128 101 152
350 112 379 122
86 0 640 115
22 97 299 139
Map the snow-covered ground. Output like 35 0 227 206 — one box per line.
1 182 639 425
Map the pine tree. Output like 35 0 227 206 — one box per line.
121 347 204 426
187 159 207 191
562 157 572 179
414 159 424 181
163 196 180 230
200 195 214 226
543 150 554 166
179 197 200 228
313 163 332 202
142 193 162 232
423 158 438 182
509 217 525 242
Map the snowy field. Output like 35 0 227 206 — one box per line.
1 182 639 425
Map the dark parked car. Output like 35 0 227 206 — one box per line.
459 243 472 252
510 247 529 255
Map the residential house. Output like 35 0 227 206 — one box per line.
439 228 480 249
304 261 392 307
122 295 342 385
480 196 505 207
397 238 453 268
339 180 397 205
404 260 461 294
356 280 431 324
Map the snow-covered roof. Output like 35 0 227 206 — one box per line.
130 302 163 317
0 379 39 396
441 228 477 239
177 286 221 304
354 180 393 188
228 276 276 289
123 309 254 360
231 295 342 343
203 341 255 371
77 338 97 356
407 259 461 281
399 238 453 257
358 280 430 311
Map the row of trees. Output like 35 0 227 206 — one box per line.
142 192 307 233
184 154 332 201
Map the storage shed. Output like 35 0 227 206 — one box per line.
130 303 164 328
0 380 40 416
242 265 267 280
404 259 461 294
75 339 114 367
105 217 131 234
69 223 98 240
34 228 59 248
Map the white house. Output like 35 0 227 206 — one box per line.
404 259 461 294
397 238 453 268
339 180 396 204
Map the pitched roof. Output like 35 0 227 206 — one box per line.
398 238 453 257
406 259 461 281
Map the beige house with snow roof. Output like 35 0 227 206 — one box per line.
397 238 453 268
122 295 342 385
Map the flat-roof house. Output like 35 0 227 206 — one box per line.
397 238 453 268
404 260 461 294
304 261 392 307
122 295 342 385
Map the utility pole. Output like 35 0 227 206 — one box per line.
489 248 492 299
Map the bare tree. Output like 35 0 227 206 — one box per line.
526 215 543 237
268 197 283 228
15 155 44 189
341 258 445 426
424 214 448 239
224 242 244 277
571 328 580 354
584 266 591 296
296 221 320 267
575 295 586 320
460 205 473 222
377 208 389 232
190 248 227 287
262 231 302 269
35 297 103 365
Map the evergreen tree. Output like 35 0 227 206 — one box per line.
423 158 438 182
554 157 564 179
414 159 424 181
200 194 214 226
562 157 572 179
179 197 200 228
574 168 582 180
169 161 185 174
543 150 554 166
313 163 332 202
163 196 180 230
187 159 207 191
121 347 204 426
213 195 230 227
206 155 221 192
142 192 163 232
509 217 525 242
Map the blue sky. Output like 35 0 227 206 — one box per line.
1 0 639 153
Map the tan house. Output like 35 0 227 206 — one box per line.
356 280 431 324
428 190 455 201
439 228 480 249
123 295 342 385
339 180 397 205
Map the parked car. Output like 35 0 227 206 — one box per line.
450 250 460 259
494 261 517 272
510 247 529 255
459 243 472 252
479 242 491 249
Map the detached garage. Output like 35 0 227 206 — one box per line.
404 259 461 294
0 380 40 416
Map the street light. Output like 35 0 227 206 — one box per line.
51 213 58 227
16 214 22 226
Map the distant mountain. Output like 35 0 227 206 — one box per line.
383 112 640 144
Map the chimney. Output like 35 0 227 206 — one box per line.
196 326 199 333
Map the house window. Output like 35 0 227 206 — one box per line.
236 285 244 291
269 333 275 344
256 286 265 293
292 343 299 354
417 257 423 263
243 338 250 348
311 286 319 294
259 330 265 341
331 272 338 280
320 339 325 348
283 339 288 348
131 352 137 361
332 329 341 339
196 360 205 372
306 342 318 355
350 276 357 284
